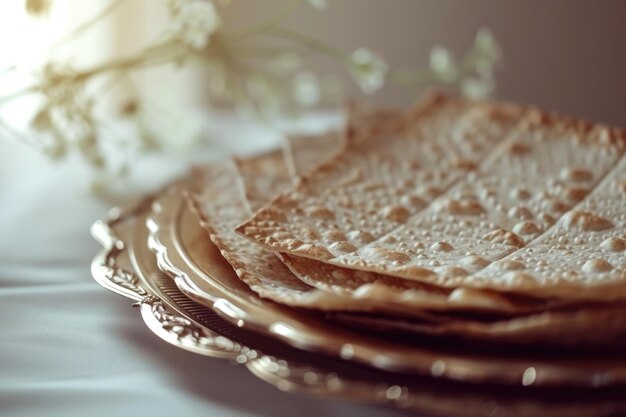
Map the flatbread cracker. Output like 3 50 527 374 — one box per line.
206 133 544 316
194 133 626 347
187 161 344 309
280 253 566 315
335 304 626 349
331 110 625 287
236 127 569 315
470 154 626 299
237 93 522 260
189 159 454 318
237 93 626 301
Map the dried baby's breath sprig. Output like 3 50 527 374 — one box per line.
396 28 502 99
168 0 221 50
30 63 100 164
21 38 185 167
349 48 388 94
2 0 502 189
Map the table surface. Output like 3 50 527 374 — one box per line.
0 113 413 417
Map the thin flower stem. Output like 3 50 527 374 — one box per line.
67 41 184 82
223 41 295 57
95 70 128 98
0 85 40 105
264 26 348 61
1 41 183 107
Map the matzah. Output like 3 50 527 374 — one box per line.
280 253 567 315
187 160 349 309
468 154 626 299
237 93 523 261
330 111 625 291
189 159 457 317
203 131 550 316
237 93 626 301
230 137 626 346
239 127 570 315
334 304 626 349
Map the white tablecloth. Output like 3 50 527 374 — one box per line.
0 113 407 417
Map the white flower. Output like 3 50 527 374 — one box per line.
460 77 495 99
307 0 327 9
349 48 388 94
292 72 320 106
171 1 221 50
429 46 458 82
270 52 301 73
472 28 502 77
474 28 501 61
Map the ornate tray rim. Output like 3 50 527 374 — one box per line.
90 195 626 417
88 198 438 414
145 180 626 389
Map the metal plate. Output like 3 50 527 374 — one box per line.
91 193 626 417
145 179 626 389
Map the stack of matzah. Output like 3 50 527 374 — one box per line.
187 92 626 352
91 90 626 415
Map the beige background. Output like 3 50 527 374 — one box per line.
0 1 624 128
223 0 626 126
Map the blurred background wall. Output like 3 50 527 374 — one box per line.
222 0 626 125
1 0 625 126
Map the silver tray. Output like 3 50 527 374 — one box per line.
146 179 626 389
90 189 626 417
